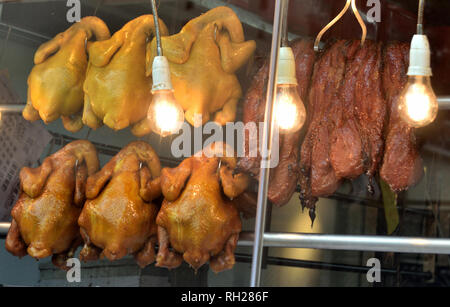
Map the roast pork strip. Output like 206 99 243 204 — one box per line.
329 40 365 180
380 43 424 191
238 59 269 177
355 41 387 181
238 39 315 207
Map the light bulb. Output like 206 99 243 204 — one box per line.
398 75 438 128
274 84 306 134
147 90 184 137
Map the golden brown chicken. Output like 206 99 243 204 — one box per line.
146 7 256 127
78 142 162 268
5 140 99 269
156 142 249 273
82 15 168 136
23 17 110 133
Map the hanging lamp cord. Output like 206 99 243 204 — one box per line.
151 0 163 56
417 0 425 34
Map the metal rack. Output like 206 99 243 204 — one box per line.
0 0 449 288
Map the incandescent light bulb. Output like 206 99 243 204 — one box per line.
398 34 438 128
147 56 185 137
398 75 438 128
148 90 184 137
274 47 306 134
274 84 306 133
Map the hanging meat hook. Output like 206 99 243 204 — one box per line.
314 0 367 52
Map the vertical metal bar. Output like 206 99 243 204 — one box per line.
261 201 273 269
250 0 285 287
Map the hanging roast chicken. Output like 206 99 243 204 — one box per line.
78 142 162 268
146 6 256 127
5 140 99 269
23 17 110 132
82 16 168 136
156 142 249 273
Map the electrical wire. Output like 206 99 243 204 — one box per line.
151 0 163 57
417 0 425 34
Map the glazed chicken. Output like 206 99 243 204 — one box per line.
156 142 249 273
147 7 256 127
83 16 168 136
78 142 162 268
5 141 99 269
23 17 110 132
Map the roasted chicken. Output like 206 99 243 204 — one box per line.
78 142 162 268
5 140 99 269
23 17 110 133
156 142 248 273
83 16 168 136
147 7 256 127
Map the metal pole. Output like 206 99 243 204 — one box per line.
2 224 450 254
0 222 9 237
0 105 25 113
438 96 450 110
250 0 285 287
239 231 450 254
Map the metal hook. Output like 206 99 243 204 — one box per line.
351 0 367 47
314 0 366 52
214 23 219 42
217 159 222 174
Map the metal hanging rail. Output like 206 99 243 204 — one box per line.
239 232 450 254
2 222 450 255
1 96 450 112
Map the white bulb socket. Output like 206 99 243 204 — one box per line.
277 47 298 85
152 56 174 92
407 34 433 77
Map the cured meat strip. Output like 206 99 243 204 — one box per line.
329 40 365 179
238 39 315 207
310 40 352 197
354 41 386 179
238 59 269 177
380 43 424 191
299 40 351 212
